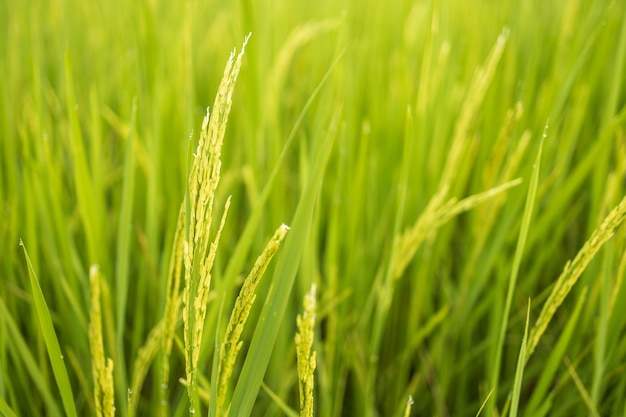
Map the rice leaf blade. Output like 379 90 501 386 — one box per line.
489 126 544 414
114 97 138 417
229 102 336 417
0 300 63 417
20 240 78 417
0 396 18 417
510 300 531 417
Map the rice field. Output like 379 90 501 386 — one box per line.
1 0 626 416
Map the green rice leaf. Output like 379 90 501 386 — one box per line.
489 125 544 414
564 357 601 417
114 97 138 417
0 395 18 417
20 240 78 417
509 300 531 417
221 49 345 291
229 100 338 417
524 287 588 415
474 388 494 417
261 382 299 417
0 300 63 417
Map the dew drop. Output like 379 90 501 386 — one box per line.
189 407 196 414
161 383 168 389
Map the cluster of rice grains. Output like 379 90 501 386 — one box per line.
83 35 318 416
295 284 318 417
88 266 115 417
215 224 290 415
528 195 626 360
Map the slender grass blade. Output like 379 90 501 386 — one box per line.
20 240 78 417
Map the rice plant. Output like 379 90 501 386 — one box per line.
1 0 626 416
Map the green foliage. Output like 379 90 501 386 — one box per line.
20 241 78 417
1 0 626 416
